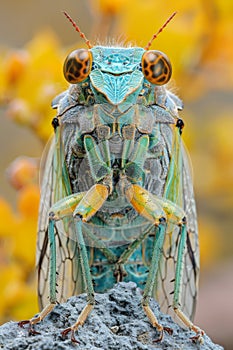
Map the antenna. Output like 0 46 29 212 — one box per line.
144 12 177 50
63 11 93 49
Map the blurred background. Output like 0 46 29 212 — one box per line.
0 0 232 348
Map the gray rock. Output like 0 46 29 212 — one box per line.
0 282 224 350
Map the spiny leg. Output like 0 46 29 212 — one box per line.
60 183 110 342
19 132 112 338
142 218 173 342
47 184 110 342
19 116 65 331
19 183 110 341
61 221 95 343
124 182 184 341
54 134 112 341
18 219 58 334
172 218 204 343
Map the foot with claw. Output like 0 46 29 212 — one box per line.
61 327 79 343
153 326 173 343
190 329 205 344
18 320 40 336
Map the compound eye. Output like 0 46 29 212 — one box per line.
142 50 172 85
63 49 92 84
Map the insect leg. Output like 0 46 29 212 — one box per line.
164 125 183 206
124 183 184 224
96 125 111 168
124 183 184 341
73 183 109 221
49 182 109 223
60 183 110 342
19 191 87 332
84 135 112 184
18 218 59 334
172 218 204 343
61 220 95 343
142 218 173 342
121 125 136 169
124 134 149 184
49 192 86 219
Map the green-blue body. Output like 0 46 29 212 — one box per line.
37 46 199 323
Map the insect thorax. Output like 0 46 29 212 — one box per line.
55 46 180 229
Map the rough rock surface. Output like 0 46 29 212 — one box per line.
0 282 224 350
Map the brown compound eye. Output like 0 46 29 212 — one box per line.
142 50 172 85
63 49 92 84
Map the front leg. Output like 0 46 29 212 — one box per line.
55 184 110 342
19 183 110 342
124 182 184 341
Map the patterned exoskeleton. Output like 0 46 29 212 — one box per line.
19 18 204 344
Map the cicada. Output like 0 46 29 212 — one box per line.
19 12 204 343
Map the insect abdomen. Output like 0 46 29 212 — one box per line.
88 233 155 292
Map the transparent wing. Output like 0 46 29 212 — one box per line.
154 126 199 323
181 144 199 320
36 125 84 310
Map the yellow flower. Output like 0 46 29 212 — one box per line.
0 184 39 322
7 156 39 191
